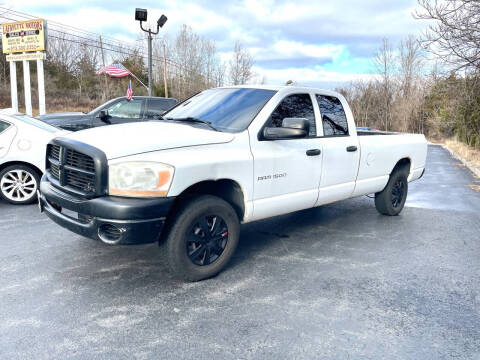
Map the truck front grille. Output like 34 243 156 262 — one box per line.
46 143 100 197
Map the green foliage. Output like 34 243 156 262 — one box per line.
45 60 77 93
421 74 480 147
120 52 148 85
456 78 480 147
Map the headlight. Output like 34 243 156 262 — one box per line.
109 162 174 197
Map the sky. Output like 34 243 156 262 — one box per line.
3 0 430 88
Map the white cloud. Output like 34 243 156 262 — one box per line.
253 65 376 88
270 41 343 60
3 0 430 87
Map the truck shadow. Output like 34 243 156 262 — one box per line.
230 196 379 268
48 196 394 293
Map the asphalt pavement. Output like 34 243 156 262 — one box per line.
0 144 479 359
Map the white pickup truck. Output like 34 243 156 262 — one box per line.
39 86 427 281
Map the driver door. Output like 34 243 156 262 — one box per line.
94 98 145 127
249 93 323 221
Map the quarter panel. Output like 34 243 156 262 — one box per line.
353 134 427 196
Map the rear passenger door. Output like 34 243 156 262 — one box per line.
315 94 360 205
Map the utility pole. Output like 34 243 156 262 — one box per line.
99 36 108 100
163 42 168 98
135 9 167 97
147 31 153 96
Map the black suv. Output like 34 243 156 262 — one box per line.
37 96 178 131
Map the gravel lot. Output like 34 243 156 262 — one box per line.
1 144 479 359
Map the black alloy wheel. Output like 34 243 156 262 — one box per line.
187 215 229 266
160 195 240 281
374 169 408 216
391 179 405 208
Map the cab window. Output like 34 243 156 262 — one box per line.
0 120 11 134
107 99 143 119
266 94 316 137
316 95 348 136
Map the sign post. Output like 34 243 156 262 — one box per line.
2 19 47 116
37 52 46 115
23 57 32 116
9 61 18 112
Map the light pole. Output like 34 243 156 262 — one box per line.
135 8 167 97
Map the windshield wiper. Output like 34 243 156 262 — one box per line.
165 117 219 132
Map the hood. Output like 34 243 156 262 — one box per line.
60 121 235 159
37 112 86 120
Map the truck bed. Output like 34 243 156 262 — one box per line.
357 130 398 136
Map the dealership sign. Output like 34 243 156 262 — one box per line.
2 18 47 116
1 19 46 54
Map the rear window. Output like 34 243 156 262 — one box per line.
0 120 11 133
316 95 349 136
12 115 58 133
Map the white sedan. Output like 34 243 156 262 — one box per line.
0 109 68 205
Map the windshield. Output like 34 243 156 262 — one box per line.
12 114 59 133
88 98 119 115
163 88 277 132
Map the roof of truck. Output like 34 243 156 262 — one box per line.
220 84 343 97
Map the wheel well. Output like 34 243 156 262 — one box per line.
0 161 42 177
168 179 245 221
391 158 411 176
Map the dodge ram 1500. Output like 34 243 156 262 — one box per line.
38 86 427 281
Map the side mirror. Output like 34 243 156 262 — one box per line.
97 109 111 124
263 117 310 140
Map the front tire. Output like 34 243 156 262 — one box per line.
0 165 40 205
162 195 240 281
375 170 408 216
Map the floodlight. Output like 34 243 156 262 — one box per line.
157 15 168 28
135 8 147 22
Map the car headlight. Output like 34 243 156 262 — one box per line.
108 162 174 197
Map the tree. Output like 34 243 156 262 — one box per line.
73 42 100 98
165 25 225 99
374 38 396 131
415 0 480 71
398 35 423 98
229 41 253 85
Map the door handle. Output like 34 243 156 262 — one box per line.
346 146 358 152
306 149 321 156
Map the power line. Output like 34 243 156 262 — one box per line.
0 8 196 79
0 13 155 62
0 6 144 48
0 14 183 69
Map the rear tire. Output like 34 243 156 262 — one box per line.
0 165 40 205
161 195 240 281
375 170 408 216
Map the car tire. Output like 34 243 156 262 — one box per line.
161 195 240 281
0 164 41 205
374 169 408 216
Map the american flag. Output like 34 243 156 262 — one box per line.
96 63 131 77
126 80 133 101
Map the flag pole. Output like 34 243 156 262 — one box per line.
129 72 148 91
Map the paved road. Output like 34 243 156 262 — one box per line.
1 145 479 359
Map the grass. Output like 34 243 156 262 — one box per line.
444 138 480 171
1 96 102 117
